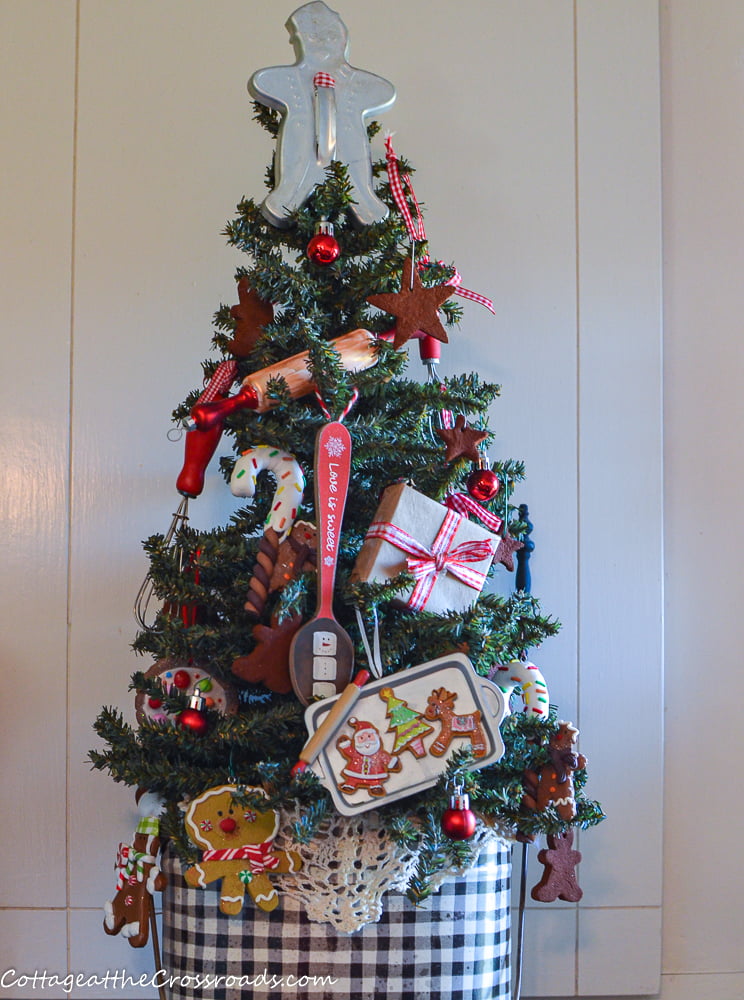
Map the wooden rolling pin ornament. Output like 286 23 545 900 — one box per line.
187 329 378 431
291 669 370 776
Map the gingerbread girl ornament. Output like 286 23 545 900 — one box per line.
249 1 396 228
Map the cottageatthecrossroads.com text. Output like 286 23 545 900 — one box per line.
1 969 339 993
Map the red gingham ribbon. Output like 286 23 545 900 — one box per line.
197 360 238 404
314 386 359 422
314 72 336 89
201 840 279 872
385 137 495 315
366 507 494 611
444 491 503 533
385 136 426 242
420 257 496 315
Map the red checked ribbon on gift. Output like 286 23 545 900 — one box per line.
384 136 495 315
366 507 494 611
201 840 280 872
444 491 503 533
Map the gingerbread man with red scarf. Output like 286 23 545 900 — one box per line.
183 785 302 914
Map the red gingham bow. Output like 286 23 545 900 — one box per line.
365 507 494 611
314 72 336 89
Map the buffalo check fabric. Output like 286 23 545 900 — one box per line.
161 841 510 1000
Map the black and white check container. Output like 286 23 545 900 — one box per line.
161 840 511 1000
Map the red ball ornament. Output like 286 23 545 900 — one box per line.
466 466 501 503
441 790 478 841
172 668 191 690
177 689 209 736
307 220 340 265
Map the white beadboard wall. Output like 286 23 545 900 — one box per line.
1 1 698 997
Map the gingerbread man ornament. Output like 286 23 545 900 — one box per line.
183 785 302 914
249 1 396 228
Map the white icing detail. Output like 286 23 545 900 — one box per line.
121 921 140 939
146 865 162 894
253 890 278 905
103 900 116 929
194 863 208 889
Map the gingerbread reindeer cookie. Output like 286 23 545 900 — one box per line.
249 1 396 228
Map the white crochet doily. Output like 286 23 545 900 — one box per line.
273 807 507 933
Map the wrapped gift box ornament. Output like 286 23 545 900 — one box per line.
351 483 498 615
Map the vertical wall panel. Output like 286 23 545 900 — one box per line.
661 0 744 982
0 0 76 909
576 0 663 994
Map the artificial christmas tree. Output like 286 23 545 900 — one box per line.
91 3 602 998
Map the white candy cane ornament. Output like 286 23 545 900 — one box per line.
492 660 550 718
231 447 307 616
231 446 305 540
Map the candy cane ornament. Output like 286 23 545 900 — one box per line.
491 660 550 718
231 447 306 615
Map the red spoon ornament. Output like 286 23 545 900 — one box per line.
289 421 354 705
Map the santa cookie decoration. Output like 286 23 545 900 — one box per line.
303 653 507 815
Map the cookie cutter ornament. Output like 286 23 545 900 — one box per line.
249 1 396 228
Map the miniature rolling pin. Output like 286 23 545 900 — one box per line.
291 669 370 776
188 329 378 431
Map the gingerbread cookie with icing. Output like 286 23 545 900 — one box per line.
183 785 301 914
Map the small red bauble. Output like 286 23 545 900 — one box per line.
466 466 500 503
441 791 478 840
177 707 209 735
177 689 209 735
307 220 340 265
172 669 191 690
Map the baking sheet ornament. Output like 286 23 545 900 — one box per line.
303 653 507 816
